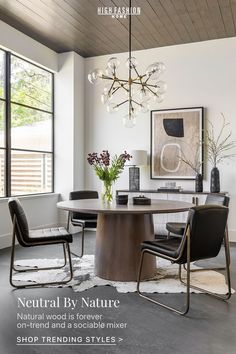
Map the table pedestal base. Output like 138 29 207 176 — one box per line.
95 213 156 281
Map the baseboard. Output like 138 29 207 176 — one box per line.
0 223 59 249
0 233 13 249
229 229 236 243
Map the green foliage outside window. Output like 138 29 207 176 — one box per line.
0 54 52 130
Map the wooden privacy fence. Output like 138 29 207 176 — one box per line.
0 152 52 195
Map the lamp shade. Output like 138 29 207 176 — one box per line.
128 150 147 166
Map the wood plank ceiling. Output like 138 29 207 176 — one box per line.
0 0 236 58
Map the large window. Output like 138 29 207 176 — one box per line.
0 49 54 197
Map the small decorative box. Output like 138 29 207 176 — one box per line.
133 196 151 205
116 195 128 205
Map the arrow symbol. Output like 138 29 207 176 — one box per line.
118 338 123 342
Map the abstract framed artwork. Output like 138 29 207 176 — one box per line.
151 107 204 180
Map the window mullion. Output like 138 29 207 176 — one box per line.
1 52 54 198
5 51 11 197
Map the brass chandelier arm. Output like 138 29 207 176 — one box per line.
121 85 129 93
116 79 129 92
145 83 159 88
101 75 114 80
146 85 157 96
132 99 142 107
102 76 158 88
133 66 143 86
112 86 122 95
130 100 134 112
108 80 116 96
115 99 129 108
144 76 151 84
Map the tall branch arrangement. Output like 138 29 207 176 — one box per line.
178 142 202 174
206 113 236 167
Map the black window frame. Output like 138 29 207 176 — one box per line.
0 49 54 198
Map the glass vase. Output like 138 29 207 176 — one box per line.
101 180 113 203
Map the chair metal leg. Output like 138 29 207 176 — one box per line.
13 243 67 273
67 212 85 258
225 224 231 265
9 216 17 288
179 231 231 301
10 221 74 289
66 243 73 282
137 236 191 315
67 211 71 232
71 225 85 258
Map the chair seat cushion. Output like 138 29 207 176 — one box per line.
141 238 182 259
166 222 186 236
29 227 73 244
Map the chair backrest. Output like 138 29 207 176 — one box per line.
69 190 98 201
8 198 30 246
69 190 98 221
179 205 229 264
205 194 229 207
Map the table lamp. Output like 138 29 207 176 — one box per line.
127 150 147 191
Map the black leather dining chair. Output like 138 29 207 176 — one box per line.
137 205 231 315
166 194 229 238
67 190 98 258
8 198 73 289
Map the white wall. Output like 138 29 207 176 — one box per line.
74 53 85 190
54 52 85 224
0 20 57 72
84 37 236 241
0 194 59 248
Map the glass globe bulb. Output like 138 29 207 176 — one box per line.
107 102 119 113
155 80 167 94
125 57 138 69
145 62 166 80
123 115 136 128
88 69 103 85
101 93 108 104
157 62 166 73
103 83 112 94
138 87 151 101
107 57 120 71
154 94 164 103
139 101 150 113
105 66 114 77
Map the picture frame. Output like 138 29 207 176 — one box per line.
150 107 204 180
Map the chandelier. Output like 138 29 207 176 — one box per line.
88 0 167 128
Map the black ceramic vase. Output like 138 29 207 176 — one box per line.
195 173 203 192
210 167 220 193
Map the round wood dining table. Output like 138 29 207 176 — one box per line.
57 199 193 282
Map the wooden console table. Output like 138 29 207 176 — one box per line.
116 190 228 235
116 190 227 206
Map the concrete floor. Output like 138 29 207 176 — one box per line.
0 231 235 354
